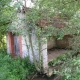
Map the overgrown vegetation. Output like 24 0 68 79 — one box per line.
0 0 80 79
24 0 80 73
0 0 15 49
53 54 80 80
49 52 72 66
25 0 80 79
0 50 36 80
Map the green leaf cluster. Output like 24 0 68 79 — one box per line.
0 50 36 80
0 0 15 49
54 54 80 80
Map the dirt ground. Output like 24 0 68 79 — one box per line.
33 74 62 80
48 49 70 62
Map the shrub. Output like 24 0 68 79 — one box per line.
0 50 36 80
54 54 80 80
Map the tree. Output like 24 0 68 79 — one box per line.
10 0 80 75
25 0 80 75
0 0 14 49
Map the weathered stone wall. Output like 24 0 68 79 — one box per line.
47 35 73 49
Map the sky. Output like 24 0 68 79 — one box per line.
11 0 34 8
23 0 34 7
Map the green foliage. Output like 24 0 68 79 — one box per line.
0 0 13 33
49 52 72 66
38 0 80 19
0 36 6 49
49 52 80 80
54 54 80 80
0 0 15 49
70 36 80 53
25 0 80 39
25 0 80 74
0 50 36 80
7 0 80 78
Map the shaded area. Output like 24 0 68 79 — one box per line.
48 49 71 62
33 74 62 80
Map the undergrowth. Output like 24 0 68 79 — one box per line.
0 50 36 80
49 51 80 80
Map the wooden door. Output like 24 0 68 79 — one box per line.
14 35 20 56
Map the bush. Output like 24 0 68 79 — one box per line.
0 50 36 80
54 54 80 80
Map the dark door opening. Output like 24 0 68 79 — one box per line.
14 35 20 56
